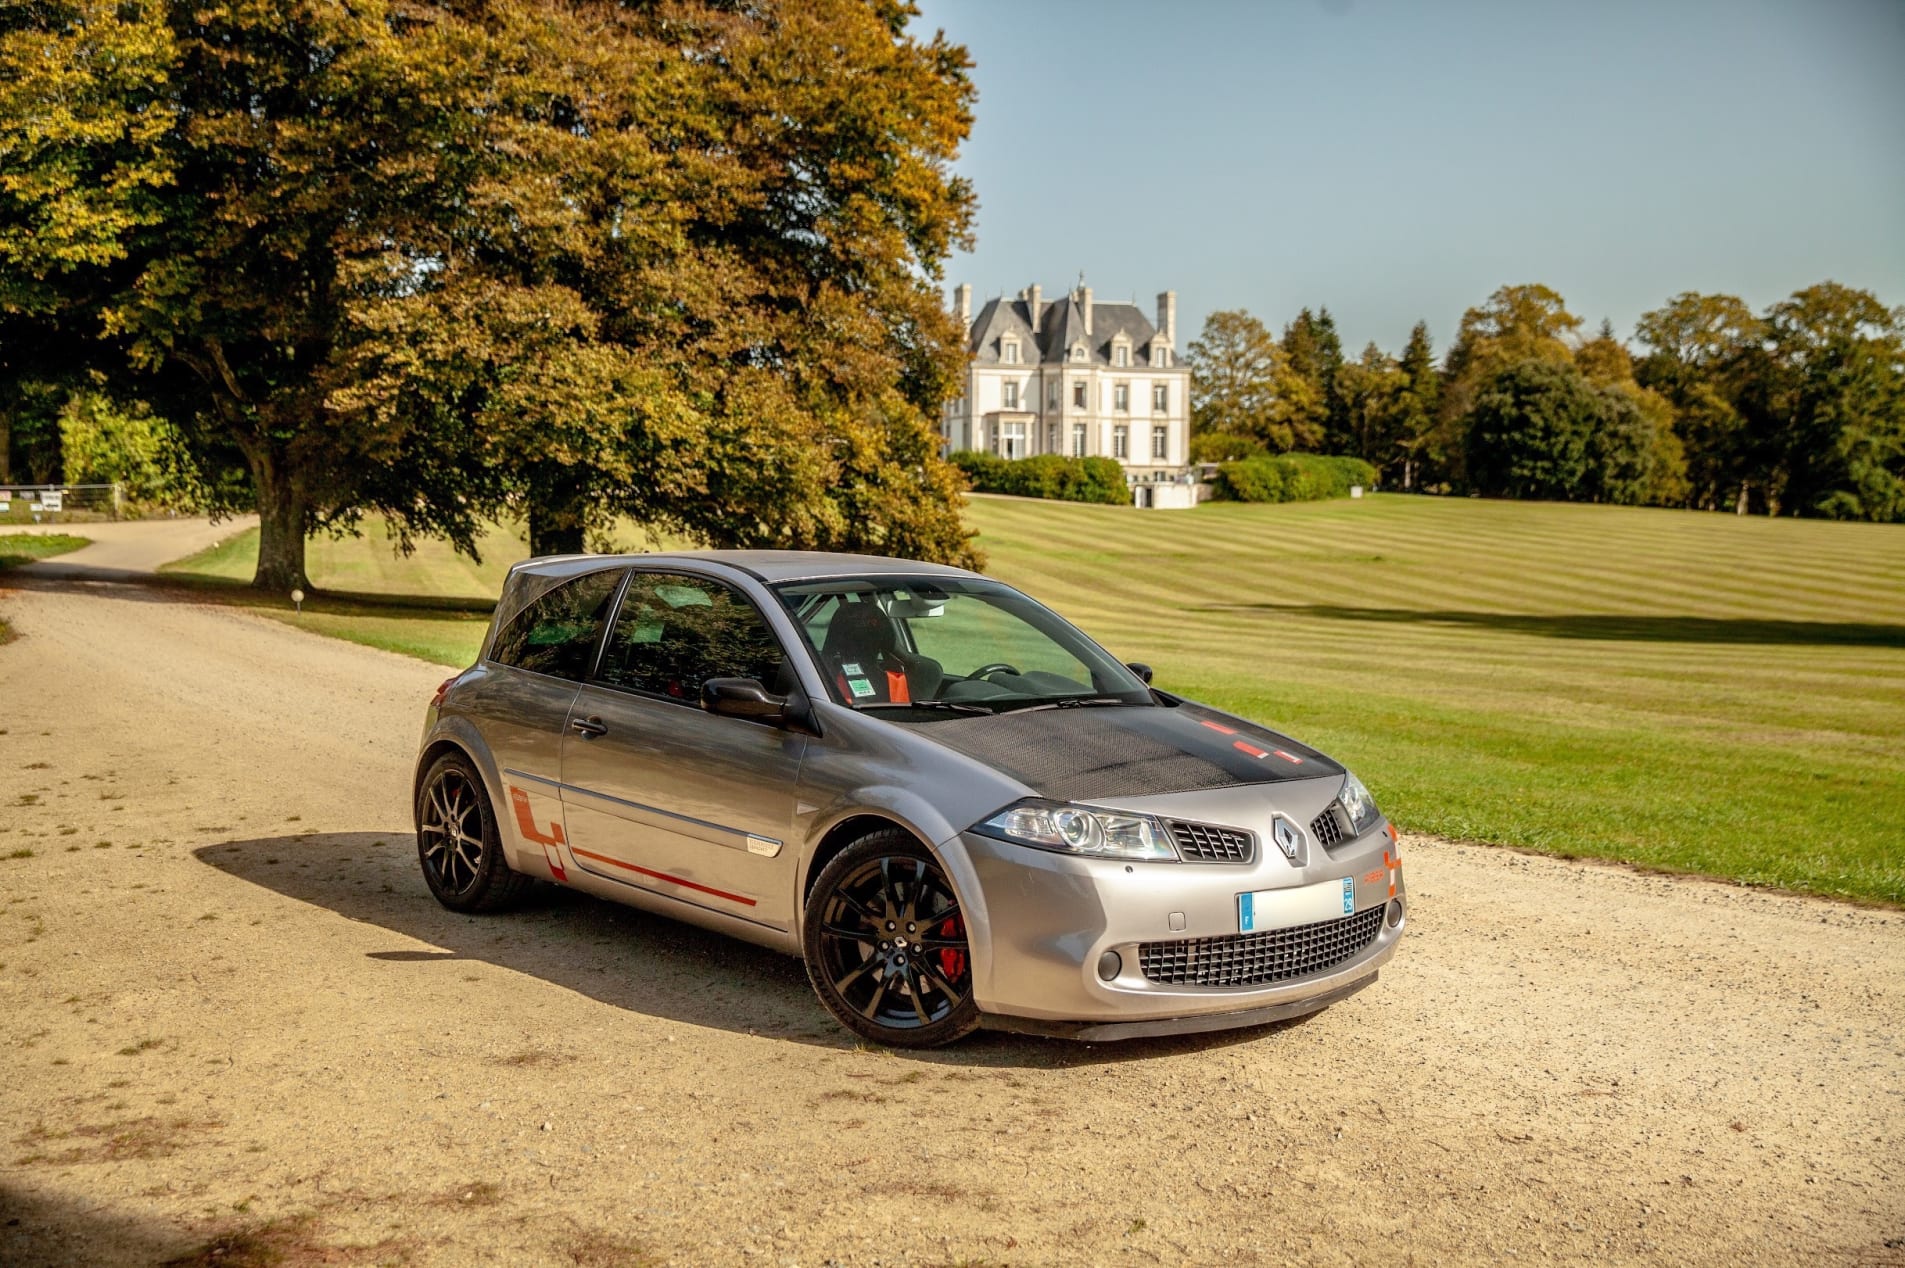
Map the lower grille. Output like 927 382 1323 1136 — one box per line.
1138 905 1385 987
1169 820 1254 863
1310 804 1345 849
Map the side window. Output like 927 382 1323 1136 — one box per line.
597 573 788 703
490 569 624 680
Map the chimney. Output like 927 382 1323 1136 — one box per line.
1027 283 1042 327
1157 291 1176 344
953 283 971 330
1080 285 1093 336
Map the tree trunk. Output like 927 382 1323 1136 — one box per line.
527 491 587 557
249 449 310 591
0 408 11 484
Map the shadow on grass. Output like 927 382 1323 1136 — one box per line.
196 832 1315 1069
1196 601 1905 649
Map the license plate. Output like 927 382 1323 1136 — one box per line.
1239 877 1355 933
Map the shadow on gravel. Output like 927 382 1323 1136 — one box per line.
197 832 1305 1069
0 1181 192 1268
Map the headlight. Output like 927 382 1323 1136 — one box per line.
975 799 1178 861
1338 771 1382 836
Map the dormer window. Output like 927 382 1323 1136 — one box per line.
1002 339 1020 364
1070 343 1087 363
1113 343 1129 368
1152 346 1170 367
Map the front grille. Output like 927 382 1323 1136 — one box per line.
1310 804 1345 849
1168 820 1254 863
1138 905 1385 987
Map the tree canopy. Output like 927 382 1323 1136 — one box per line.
1 0 981 586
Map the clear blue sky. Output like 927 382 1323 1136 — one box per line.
913 0 1905 357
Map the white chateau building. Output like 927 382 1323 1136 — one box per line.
943 281 1193 494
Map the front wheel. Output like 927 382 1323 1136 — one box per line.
415 752 533 913
803 830 980 1048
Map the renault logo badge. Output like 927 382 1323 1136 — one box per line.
1272 818 1303 862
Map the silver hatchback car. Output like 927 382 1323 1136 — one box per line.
414 551 1405 1047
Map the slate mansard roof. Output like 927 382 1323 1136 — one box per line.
967 293 1170 367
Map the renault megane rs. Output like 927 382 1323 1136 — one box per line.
414 551 1405 1047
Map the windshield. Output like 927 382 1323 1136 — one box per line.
772 576 1150 713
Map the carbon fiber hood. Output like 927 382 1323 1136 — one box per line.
914 701 1345 803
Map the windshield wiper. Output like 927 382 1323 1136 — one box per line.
997 696 1136 714
859 700 998 715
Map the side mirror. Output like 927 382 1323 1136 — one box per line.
1126 661 1154 685
701 677 787 721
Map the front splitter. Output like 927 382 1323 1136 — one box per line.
979 972 1376 1042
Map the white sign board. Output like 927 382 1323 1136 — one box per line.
39 490 62 512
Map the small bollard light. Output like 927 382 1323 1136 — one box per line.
291 587 305 614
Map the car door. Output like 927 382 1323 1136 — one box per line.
559 569 807 931
461 566 625 876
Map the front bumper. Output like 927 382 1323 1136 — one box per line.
955 820 1405 1036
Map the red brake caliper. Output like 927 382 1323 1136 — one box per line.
939 915 966 982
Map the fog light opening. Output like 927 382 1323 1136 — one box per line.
1096 950 1122 982
1386 898 1405 928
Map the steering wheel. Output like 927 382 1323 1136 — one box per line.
969 662 1021 680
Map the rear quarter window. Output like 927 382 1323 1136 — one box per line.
489 569 624 680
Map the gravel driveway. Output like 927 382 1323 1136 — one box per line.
1 562 1900 1266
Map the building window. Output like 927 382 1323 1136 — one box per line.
1047 423 1059 451
1071 344 1086 363
1153 347 1169 367
1114 344 1129 367
1153 383 1168 412
1000 420 1027 459
1002 339 1020 364
1113 383 1129 412
1071 423 1087 457
1152 425 1168 460
1047 380 1060 410
1002 380 1019 410
1073 381 1087 409
1113 425 1130 459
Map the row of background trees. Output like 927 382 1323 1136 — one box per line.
2 0 981 588
1187 282 1905 521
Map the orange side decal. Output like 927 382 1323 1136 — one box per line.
1383 848 1399 898
509 785 567 883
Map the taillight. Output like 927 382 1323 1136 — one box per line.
431 676 457 709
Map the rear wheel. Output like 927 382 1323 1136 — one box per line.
803 830 980 1048
415 752 532 913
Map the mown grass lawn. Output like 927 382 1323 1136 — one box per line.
160 497 1905 905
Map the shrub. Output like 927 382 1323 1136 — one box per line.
1210 453 1376 503
952 452 1130 505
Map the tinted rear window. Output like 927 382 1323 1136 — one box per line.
490 569 624 680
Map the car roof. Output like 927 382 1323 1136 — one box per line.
508 549 983 585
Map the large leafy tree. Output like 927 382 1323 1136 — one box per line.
1754 283 1905 521
1333 341 1406 479
1 0 979 587
1279 307 1343 447
1186 308 1322 457
1392 321 1442 489
1634 292 1764 511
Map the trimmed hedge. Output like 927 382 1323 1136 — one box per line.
953 452 1131 505
1211 453 1377 503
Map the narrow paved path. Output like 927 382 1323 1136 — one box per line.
5 515 256 582
0 558 1899 1266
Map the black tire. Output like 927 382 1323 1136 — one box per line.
415 752 534 914
802 829 980 1048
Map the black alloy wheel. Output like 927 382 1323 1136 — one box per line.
415 752 532 913
803 829 980 1048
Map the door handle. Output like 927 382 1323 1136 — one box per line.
570 716 608 739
